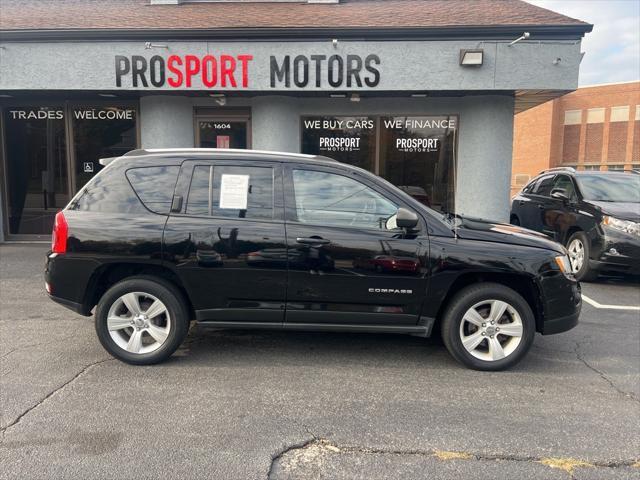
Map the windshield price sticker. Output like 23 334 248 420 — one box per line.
219 174 249 210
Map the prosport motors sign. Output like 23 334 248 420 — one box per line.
114 53 381 90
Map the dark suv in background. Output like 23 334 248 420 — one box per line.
511 168 640 281
46 149 581 371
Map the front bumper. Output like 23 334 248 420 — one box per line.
537 273 581 335
590 227 640 275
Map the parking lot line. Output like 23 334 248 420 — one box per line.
582 294 640 311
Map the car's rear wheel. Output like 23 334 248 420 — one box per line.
510 215 520 226
566 231 598 282
95 277 189 365
441 283 535 371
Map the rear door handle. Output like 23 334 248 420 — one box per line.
296 237 330 246
518 200 525 206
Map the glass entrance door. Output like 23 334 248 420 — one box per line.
3 107 69 236
196 118 249 149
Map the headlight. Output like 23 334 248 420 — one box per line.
602 216 640 237
554 255 573 275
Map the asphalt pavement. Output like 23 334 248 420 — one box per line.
1 244 639 480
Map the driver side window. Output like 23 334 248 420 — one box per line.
552 175 577 200
292 169 398 230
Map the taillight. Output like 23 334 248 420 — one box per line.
51 211 68 253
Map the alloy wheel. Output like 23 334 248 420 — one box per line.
459 299 524 361
567 238 584 274
106 292 171 354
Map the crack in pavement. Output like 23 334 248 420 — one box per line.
267 435 640 480
574 341 639 403
0 340 59 361
0 357 113 438
267 436 317 479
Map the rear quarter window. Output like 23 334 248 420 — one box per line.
69 165 146 214
126 166 180 214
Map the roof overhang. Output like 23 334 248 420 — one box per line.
0 24 593 42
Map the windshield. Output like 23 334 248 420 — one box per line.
576 174 640 203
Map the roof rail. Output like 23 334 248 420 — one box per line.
538 166 576 175
100 148 338 166
124 148 323 159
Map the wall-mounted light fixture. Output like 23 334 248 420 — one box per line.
208 93 225 98
145 42 169 50
98 93 117 98
459 49 484 66
553 57 562 65
330 93 347 98
350 93 360 102
508 32 530 47
332 38 339 49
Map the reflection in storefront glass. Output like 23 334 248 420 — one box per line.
3 107 68 235
73 106 137 189
380 116 457 213
301 116 376 171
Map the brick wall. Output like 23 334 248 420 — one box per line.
633 121 640 164
512 82 640 195
607 122 628 164
585 123 603 163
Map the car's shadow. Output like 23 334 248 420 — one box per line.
159 325 578 374
583 273 640 285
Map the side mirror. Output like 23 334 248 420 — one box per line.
551 188 570 202
396 207 419 229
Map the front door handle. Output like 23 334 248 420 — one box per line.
296 237 330 246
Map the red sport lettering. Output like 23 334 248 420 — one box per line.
184 55 200 88
238 54 253 88
220 55 237 88
167 55 184 87
202 55 218 88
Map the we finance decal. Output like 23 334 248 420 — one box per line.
114 53 381 90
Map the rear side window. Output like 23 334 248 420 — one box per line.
69 165 145 214
126 166 180 214
185 165 274 219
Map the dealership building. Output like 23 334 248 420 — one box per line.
0 0 591 240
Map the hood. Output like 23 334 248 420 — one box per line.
585 201 640 222
453 216 565 254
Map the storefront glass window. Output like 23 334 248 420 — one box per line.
301 116 376 171
3 107 68 235
379 116 457 212
72 106 137 189
198 120 248 148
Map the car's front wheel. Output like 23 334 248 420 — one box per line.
95 277 190 365
566 231 598 282
441 283 535 371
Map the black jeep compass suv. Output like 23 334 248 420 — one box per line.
45 149 581 371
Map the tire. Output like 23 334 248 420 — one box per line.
510 215 520 226
95 276 190 365
566 231 598 282
440 283 536 371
